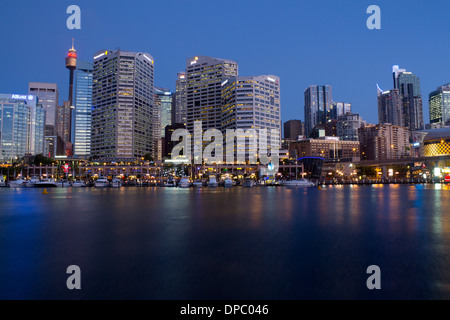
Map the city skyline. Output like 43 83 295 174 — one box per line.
1 1 450 126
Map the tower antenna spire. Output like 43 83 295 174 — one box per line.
72 38 74 50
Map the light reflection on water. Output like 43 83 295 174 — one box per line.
0 184 450 299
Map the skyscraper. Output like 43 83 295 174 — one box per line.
429 84 450 124
28 82 59 128
152 93 161 160
173 72 187 125
222 75 281 162
154 87 172 137
186 56 238 134
0 94 45 162
56 101 71 143
392 65 424 130
91 49 155 160
377 86 404 127
73 60 93 158
304 85 332 137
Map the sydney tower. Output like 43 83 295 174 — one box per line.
65 38 77 143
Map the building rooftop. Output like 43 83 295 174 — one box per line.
418 127 450 141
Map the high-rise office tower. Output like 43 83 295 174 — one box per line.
304 85 332 137
153 93 161 160
73 60 93 158
284 120 303 140
56 101 72 143
154 87 172 137
28 82 59 128
164 123 186 158
0 94 45 161
377 86 404 127
429 84 450 124
222 75 281 162
173 72 187 125
392 65 424 130
91 49 155 160
186 56 238 134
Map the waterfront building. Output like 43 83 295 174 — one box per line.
91 49 155 160
304 85 333 137
73 60 93 158
358 123 410 160
412 127 450 157
289 137 359 161
337 113 366 141
0 94 45 162
429 84 450 125
222 75 281 163
173 72 187 125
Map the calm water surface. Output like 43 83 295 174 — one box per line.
1 184 450 299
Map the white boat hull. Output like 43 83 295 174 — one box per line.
9 180 28 188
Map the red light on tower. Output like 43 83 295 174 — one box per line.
65 38 77 70
68 51 77 58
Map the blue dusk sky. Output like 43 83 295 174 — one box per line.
0 0 449 124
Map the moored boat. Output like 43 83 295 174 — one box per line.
111 178 122 188
192 180 203 188
178 176 191 188
223 178 233 187
9 179 29 188
242 178 256 187
95 177 110 188
208 176 218 188
71 180 86 188
34 178 58 188
0 176 8 187
25 176 40 188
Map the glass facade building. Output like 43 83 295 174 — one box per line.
173 72 187 125
28 82 58 128
377 87 404 127
429 84 450 124
154 87 172 137
0 94 45 162
304 85 332 137
73 60 93 158
392 65 424 130
337 113 366 141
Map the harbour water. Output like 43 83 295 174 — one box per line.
1 184 450 299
